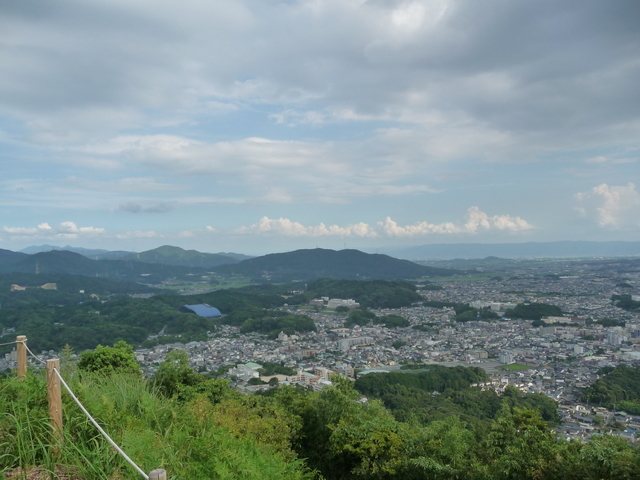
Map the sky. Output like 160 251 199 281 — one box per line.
1 0 639 255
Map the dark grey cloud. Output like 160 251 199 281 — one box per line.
119 201 173 214
119 202 142 213
2 0 638 150
145 202 173 213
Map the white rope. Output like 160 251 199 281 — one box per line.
20 341 47 365
0 340 18 347
53 368 149 480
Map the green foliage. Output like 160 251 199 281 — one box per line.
0 285 286 353
376 314 410 328
504 303 563 321
582 364 640 408
483 408 559 480
456 307 499 322
343 310 409 329
2 366 640 480
345 309 378 327
77 341 141 376
398 416 480 480
501 386 560 424
221 308 316 338
258 362 297 376
588 317 626 327
455 310 477 322
356 366 488 397
355 368 560 427
305 278 423 308
0 369 313 479
152 350 234 404
611 294 640 312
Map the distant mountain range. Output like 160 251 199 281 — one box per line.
19 245 251 267
212 248 456 281
19 244 131 259
388 241 640 260
120 245 251 267
0 249 206 284
1 247 456 283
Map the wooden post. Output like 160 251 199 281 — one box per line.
16 335 27 379
46 359 63 446
148 469 167 480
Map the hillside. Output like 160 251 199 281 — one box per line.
2 361 636 480
121 245 244 268
0 272 158 297
213 248 457 281
0 248 27 266
0 250 208 284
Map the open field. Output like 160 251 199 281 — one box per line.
501 364 531 371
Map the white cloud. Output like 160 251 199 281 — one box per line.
463 206 533 233
236 207 533 238
235 217 378 238
116 230 158 239
81 135 330 175
74 134 445 204
575 183 640 227
2 221 106 240
380 207 533 237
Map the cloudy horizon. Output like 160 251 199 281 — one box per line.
1 0 639 255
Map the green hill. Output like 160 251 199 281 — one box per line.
0 248 27 266
0 250 209 284
214 248 458 281
122 245 245 268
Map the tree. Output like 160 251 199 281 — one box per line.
77 341 141 376
152 350 205 396
329 399 405 478
152 350 233 404
484 408 560 480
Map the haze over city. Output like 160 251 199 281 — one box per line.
1 0 639 255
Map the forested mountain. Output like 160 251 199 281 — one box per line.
18 244 132 259
0 247 458 285
214 248 458 281
0 250 208 284
120 245 245 268
0 248 27 266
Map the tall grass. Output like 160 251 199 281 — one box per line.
0 371 314 480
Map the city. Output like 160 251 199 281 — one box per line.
7 256 638 444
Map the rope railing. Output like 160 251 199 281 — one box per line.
9 335 167 480
21 340 47 365
52 367 150 480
